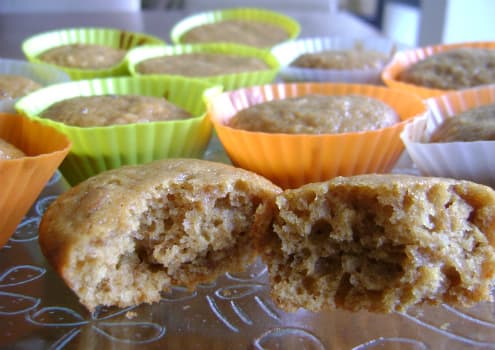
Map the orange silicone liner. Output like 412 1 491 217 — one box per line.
382 41 495 99
0 113 71 248
207 83 427 189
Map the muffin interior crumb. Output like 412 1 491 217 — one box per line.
266 177 495 313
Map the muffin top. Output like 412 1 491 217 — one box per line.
180 20 289 48
430 103 495 142
38 43 126 69
136 52 269 77
0 74 42 100
399 47 495 90
41 95 193 127
228 94 399 134
0 138 25 160
290 49 389 70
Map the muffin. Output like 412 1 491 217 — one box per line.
272 37 401 84
0 137 26 159
0 113 71 248
258 174 495 313
136 52 269 77
22 27 165 80
400 47 495 90
400 84 495 187
38 43 126 70
290 48 389 70
180 19 289 49
40 95 192 127
0 74 42 100
39 158 281 311
0 58 69 113
227 94 399 134
171 8 300 49
15 76 220 186
430 103 495 142
382 42 495 98
208 82 427 189
127 43 279 91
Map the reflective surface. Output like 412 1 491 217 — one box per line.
1 138 495 349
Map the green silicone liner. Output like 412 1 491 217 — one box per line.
126 43 280 90
22 27 165 80
15 76 222 185
170 7 300 47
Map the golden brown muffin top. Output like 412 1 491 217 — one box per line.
228 94 399 134
38 43 126 69
136 52 269 77
181 20 289 48
0 74 42 100
430 103 495 142
0 138 25 159
400 47 495 90
41 95 193 127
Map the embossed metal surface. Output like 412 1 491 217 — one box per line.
1 139 495 349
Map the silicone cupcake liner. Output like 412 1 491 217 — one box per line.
0 58 70 112
0 113 71 248
170 7 300 48
382 41 495 98
271 36 406 84
207 83 426 189
22 27 165 80
401 84 495 187
16 76 221 185
126 43 280 91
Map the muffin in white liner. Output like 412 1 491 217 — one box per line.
271 36 403 84
0 58 70 112
400 85 495 187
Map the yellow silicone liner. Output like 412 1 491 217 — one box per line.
16 76 222 186
170 7 300 48
0 113 71 247
22 27 165 80
382 41 495 98
126 43 280 90
207 83 426 189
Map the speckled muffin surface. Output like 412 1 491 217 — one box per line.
400 47 495 90
430 103 495 142
181 20 289 48
0 138 25 159
228 94 399 134
258 174 495 313
38 43 126 69
39 158 281 311
136 52 269 77
0 74 42 100
40 95 192 127
290 49 389 70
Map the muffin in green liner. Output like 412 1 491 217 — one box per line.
15 76 222 186
126 43 280 90
22 27 165 80
170 7 300 49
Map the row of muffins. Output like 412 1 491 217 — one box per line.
2 6 495 246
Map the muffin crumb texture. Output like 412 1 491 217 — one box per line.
39 159 280 311
0 138 25 159
260 174 495 313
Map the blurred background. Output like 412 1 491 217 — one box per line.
1 0 493 48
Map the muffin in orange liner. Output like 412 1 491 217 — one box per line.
401 84 495 187
382 41 495 99
0 113 71 248
207 83 426 189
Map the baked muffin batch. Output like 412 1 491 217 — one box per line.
3 7 495 317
